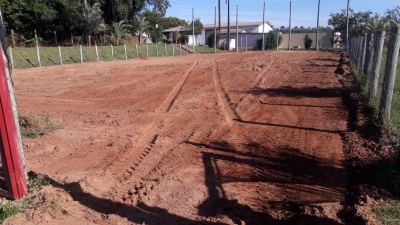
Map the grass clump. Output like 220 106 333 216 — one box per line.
28 176 51 193
0 202 19 223
376 203 400 225
19 115 62 138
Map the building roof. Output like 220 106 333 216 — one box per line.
162 26 188 32
202 21 273 29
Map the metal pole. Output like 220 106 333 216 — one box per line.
236 5 239 52
80 45 83 63
34 30 41 67
95 45 99 61
124 44 128 60
214 6 217 53
346 0 350 50
58 46 63 65
316 0 321 50
227 0 230 50
262 2 265 51
289 1 292 50
192 8 195 52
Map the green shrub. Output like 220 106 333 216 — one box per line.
303 34 313 50
207 31 221 48
0 202 19 223
256 31 283 50
19 114 62 138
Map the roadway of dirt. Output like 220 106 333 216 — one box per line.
7 51 354 224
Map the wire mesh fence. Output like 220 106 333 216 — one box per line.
348 26 400 145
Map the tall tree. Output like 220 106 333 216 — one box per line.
112 20 131 45
386 6 400 26
328 8 372 39
82 0 104 46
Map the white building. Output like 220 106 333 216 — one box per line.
194 21 274 49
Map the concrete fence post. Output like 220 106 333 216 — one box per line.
369 31 386 99
156 44 159 56
180 44 182 55
111 44 114 60
8 47 14 69
58 46 63 65
11 29 15 48
378 26 400 124
124 44 128 60
364 33 373 75
135 44 139 58
146 43 149 57
34 30 41 67
79 45 83 63
172 44 175 56
165 43 167 56
95 45 99 61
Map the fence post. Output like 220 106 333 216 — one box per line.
363 33 373 75
156 44 159 56
135 44 139 58
146 43 149 57
180 44 182 55
359 34 367 74
54 31 58 46
378 26 400 124
369 31 385 99
8 47 14 69
124 44 128 60
11 29 15 48
111 44 114 60
34 30 41 67
95 45 99 61
79 45 83 63
165 43 167 56
172 44 175 55
246 36 248 52
58 46 63 65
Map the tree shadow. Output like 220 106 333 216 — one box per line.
184 140 346 224
246 86 343 98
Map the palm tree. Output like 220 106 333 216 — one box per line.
82 0 104 46
386 6 400 27
367 15 389 33
135 15 149 46
112 20 131 45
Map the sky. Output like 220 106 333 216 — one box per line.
165 0 398 28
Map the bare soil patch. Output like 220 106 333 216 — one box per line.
6 51 360 224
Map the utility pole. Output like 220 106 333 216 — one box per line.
218 0 221 31
192 8 195 52
316 0 321 51
215 6 217 53
262 2 265 51
236 5 239 52
289 1 292 50
346 0 350 50
227 0 230 50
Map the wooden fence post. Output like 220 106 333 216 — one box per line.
165 43 167 56
379 26 400 123
8 47 14 69
369 31 386 99
58 46 63 65
135 44 139 58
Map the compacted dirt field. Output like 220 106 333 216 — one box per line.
8 51 351 224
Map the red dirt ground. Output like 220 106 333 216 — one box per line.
7 51 355 224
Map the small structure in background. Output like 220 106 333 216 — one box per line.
333 32 343 49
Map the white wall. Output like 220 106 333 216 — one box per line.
254 23 273 33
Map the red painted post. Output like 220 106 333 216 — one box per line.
0 46 27 199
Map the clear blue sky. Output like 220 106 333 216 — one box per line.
165 0 398 28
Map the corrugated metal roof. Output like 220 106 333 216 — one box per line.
203 21 272 29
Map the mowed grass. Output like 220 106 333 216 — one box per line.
9 44 225 69
10 44 190 69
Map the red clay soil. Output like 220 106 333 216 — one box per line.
7 51 356 224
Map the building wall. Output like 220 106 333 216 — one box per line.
254 23 274 33
279 32 334 49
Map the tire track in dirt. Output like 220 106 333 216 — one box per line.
19 95 100 103
157 61 199 113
